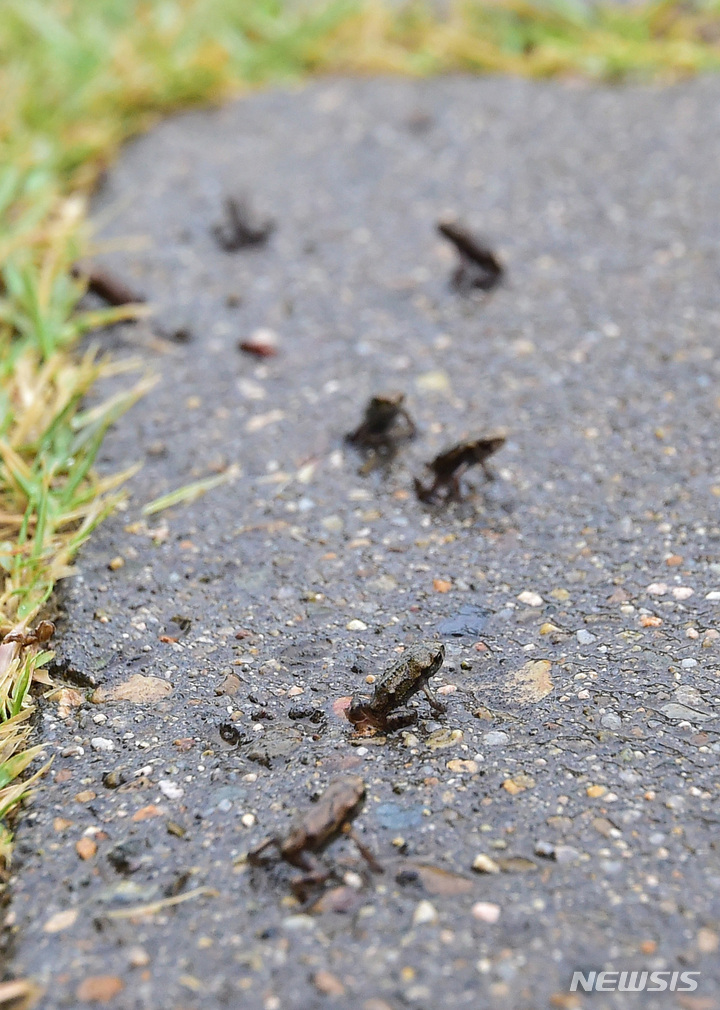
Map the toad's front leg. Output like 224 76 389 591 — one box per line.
422 682 447 714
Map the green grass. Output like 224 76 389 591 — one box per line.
0 0 719 874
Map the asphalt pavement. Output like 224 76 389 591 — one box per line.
6 76 720 1009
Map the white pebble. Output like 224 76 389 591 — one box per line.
483 731 508 747
472 854 501 874
90 737 114 752
672 587 694 600
241 813 255 827
346 619 368 631
576 630 596 645
517 591 543 607
705 591 720 601
472 901 501 924
158 779 184 800
646 583 668 596
61 745 84 758
413 900 439 926
601 713 622 730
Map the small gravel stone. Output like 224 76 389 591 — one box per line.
313 971 346 997
282 914 315 931
471 902 501 923
576 629 595 645
554 846 581 865
61 745 84 758
90 737 114 753
346 619 368 631
517 591 543 607
472 854 501 874
646 582 668 595
534 841 556 859
158 780 184 800
600 713 622 730
410 901 438 927
672 586 694 600
483 731 509 747
127 946 150 968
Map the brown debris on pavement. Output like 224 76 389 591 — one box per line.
72 264 144 306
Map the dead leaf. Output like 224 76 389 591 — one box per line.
43 909 79 933
404 862 474 896
507 660 553 704
91 674 172 704
76 838 97 860
76 976 124 1003
56 688 84 718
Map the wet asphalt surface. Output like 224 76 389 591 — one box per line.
6 77 720 1009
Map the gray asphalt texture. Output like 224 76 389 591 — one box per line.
7 77 720 1010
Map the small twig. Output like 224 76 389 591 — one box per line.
142 465 240 516
0 977 42 1009
72 264 145 306
105 885 219 919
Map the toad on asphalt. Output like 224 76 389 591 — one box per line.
248 774 380 897
346 640 446 732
